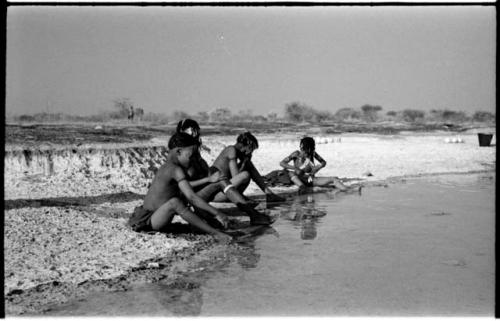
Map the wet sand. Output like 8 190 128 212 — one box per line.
3 130 496 315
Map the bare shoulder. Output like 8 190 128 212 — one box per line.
222 145 237 158
171 164 187 181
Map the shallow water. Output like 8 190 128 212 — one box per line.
45 173 495 316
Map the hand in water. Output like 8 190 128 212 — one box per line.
214 232 232 243
215 213 229 229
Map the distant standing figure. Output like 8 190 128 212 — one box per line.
135 108 144 122
279 136 353 194
128 106 134 122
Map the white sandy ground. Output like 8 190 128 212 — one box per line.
3 131 496 200
3 130 496 314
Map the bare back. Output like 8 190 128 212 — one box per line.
143 162 187 211
212 145 250 178
212 145 236 177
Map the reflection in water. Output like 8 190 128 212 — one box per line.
280 193 328 240
45 176 493 316
156 280 204 316
154 239 266 316
301 220 317 240
236 243 261 269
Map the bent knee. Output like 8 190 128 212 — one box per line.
168 197 186 211
239 170 251 181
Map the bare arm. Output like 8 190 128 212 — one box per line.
226 147 240 178
311 152 327 175
247 160 273 194
174 168 228 227
247 158 285 202
178 180 221 216
280 151 299 170
188 176 211 188
187 158 222 188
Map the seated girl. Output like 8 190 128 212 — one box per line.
176 119 274 225
279 136 351 194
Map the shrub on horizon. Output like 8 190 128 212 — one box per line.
210 108 232 122
284 101 332 123
16 114 35 122
472 111 495 123
361 104 383 122
334 107 361 122
430 109 469 123
113 98 134 119
402 109 425 123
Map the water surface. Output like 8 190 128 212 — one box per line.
46 173 495 316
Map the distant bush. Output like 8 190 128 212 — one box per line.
195 111 210 122
267 112 278 122
113 98 134 119
334 107 361 121
402 109 425 123
386 111 397 117
210 108 232 122
430 109 468 122
285 102 312 122
361 104 382 122
472 111 495 123
284 101 333 123
16 114 35 122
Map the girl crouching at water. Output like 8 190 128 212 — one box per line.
177 119 276 225
279 136 352 194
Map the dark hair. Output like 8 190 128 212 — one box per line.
237 132 258 149
176 118 203 146
168 132 199 150
300 136 315 160
176 119 200 137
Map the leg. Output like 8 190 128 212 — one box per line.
313 176 349 191
192 182 227 229
218 181 273 225
289 171 308 195
196 181 224 202
212 171 251 202
234 170 251 194
150 198 230 241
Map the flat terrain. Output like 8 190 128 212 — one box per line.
4 120 480 147
3 122 496 316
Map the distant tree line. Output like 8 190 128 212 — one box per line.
8 97 495 125
282 101 495 124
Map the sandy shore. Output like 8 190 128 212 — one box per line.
4 130 496 315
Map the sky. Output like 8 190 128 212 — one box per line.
6 6 496 117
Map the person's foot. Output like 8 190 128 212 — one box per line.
238 203 274 225
196 209 225 229
214 232 233 243
298 185 308 195
250 213 272 225
247 200 260 208
266 193 285 203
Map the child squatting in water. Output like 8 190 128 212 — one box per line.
280 136 355 194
